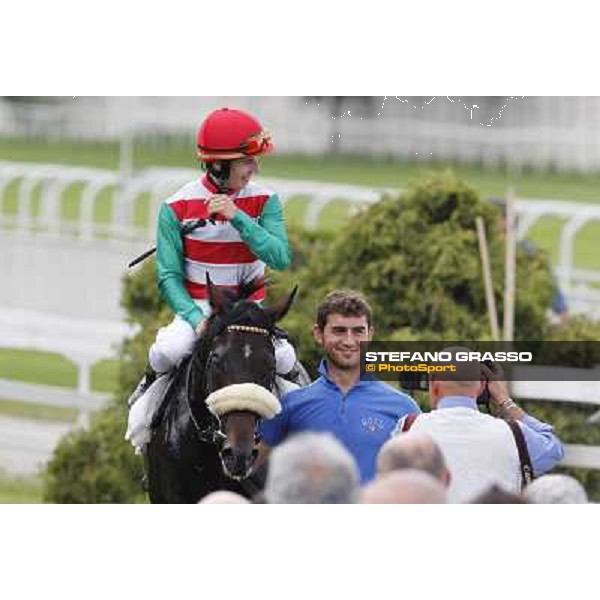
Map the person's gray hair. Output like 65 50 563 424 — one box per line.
523 474 588 504
377 432 448 482
265 432 360 504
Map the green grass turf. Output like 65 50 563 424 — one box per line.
2 136 600 201
2 142 599 267
0 349 118 393
0 471 43 504
0 399 77 423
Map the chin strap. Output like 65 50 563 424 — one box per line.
205 161 232 193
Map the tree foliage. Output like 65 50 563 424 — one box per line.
43 261 168 504
44 171 600 502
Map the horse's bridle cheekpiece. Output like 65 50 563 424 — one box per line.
186 322 275 448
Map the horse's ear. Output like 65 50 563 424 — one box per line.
266 286 298 324
239 276 266 300
206 273 229 314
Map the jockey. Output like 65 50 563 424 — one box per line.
127 107 297 407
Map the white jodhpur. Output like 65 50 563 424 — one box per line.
149 315 298 375
125 374 172 453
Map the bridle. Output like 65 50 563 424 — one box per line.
185 323 274 449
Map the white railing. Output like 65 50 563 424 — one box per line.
0 379 109 428
512 368 600 470
2 161 599 316
0 308 134 400
1 162 600 426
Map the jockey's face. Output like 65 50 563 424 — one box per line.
228 157 260 192
313 313 372 370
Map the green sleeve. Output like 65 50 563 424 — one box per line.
156 203 204 329
230 194 292 270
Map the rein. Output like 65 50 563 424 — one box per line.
185 323 273 447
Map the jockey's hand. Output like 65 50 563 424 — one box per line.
206 194 238 221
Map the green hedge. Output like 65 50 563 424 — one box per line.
44 170 600 502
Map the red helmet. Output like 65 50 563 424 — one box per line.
197 108 274 162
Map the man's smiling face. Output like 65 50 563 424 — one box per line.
313 313 372 370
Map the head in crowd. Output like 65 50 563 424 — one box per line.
313 290 373 371
198 491 250 504
199 491 250 504
523 474 588 504
377 432 451 487
470 484 527 504
428 346 485 409
360 470 447 504
264 432 360 504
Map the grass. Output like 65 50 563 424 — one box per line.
2 137 600 269
0 349 119 393
0 349 78 388
0 399 77 423
2 135 600 200
0 471 44 504
0 349 119 422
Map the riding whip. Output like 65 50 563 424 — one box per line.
128 170 229 269
127 218 216 269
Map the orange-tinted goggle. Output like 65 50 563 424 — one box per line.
198 129 273 161
240 129 273 156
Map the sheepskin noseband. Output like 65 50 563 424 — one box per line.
205 383 282 419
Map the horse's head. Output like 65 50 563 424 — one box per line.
191 275 296 480
206 386 281 480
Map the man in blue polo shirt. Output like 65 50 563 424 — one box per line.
259 290 420 483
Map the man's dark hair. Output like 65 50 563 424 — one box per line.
316 290 373 330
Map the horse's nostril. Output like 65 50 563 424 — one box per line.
221 448 257 480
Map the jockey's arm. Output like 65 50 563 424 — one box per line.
156 203 205 330
230 194 292 271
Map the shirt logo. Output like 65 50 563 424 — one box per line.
361 416 385 433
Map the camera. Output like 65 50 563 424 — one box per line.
398 359 497 408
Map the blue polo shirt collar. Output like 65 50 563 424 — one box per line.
317 360 375 389
438 396 478 410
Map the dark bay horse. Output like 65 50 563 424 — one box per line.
145 277 297 504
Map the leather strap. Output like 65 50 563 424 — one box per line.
506 419 535 488
402 413 419 432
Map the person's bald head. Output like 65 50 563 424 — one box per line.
199 491 250 504
429 346 485 408
360 470 447 504
377 432 451 487
523 474 588 504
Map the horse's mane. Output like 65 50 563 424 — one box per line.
191 278 275 370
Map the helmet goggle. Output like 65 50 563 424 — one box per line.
198 129 273 161
241 129 272 156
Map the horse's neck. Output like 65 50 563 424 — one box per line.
186 356 214 427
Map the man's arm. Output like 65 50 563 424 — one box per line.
156 203 205 329
230 194 291 270
516 413 565 476
486 375 565 476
